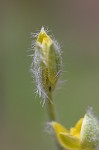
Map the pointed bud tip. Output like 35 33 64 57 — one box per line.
40 26 45 33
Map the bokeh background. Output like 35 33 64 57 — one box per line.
1 0 99 150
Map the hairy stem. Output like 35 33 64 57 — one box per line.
46 91 64 150
46 92 56 121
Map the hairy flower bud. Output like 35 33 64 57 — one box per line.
32 27 62 101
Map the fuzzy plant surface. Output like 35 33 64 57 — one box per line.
31 27 62 103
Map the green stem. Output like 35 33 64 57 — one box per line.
46 91 64 150
46 92 56 121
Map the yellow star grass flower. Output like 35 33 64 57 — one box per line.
32 27 62 101
51 108 99 150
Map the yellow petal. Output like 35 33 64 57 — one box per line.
52 122 80 150
60 133 80 150
51 121 68 145
37 27 52 48
52 121 68 133
70 118 83 138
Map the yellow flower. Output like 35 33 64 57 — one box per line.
51 108 99 150
32 27 62 100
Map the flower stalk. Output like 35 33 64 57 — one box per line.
46 91 56 121
46 92 64 150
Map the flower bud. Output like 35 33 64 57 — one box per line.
32 27 62 101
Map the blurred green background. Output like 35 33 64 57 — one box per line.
1 0 99 150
